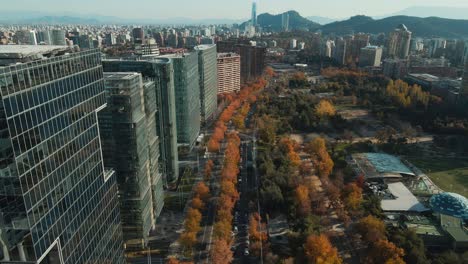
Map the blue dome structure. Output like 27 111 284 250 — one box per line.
429 192 468 220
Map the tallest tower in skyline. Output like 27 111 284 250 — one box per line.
251 1 257 26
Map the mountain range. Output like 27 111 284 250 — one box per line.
248 11 468 38
2 8 468 38
319 15 468 38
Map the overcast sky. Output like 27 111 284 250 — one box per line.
3 0 468 19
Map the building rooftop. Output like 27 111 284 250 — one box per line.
352 153 415 179
408 73 440 82
381 182 429 212
217 52 240 58
430 192 468 220
104 72 140 80
194 44 216 50
0 45 76 66
440 214 468 242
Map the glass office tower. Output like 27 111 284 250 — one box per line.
99 73 164 247
0 46 125 264
194 45 218 125
161 52 200 151
102 58 179 184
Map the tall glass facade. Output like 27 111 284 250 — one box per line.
0 46 125 263
99 73 164 246
195 45 218 125
102 59 179 184
162 53 201 150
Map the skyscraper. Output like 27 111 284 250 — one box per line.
194 45 218 125
99 72 164 248
51 29 66 46
282 12 290 32
359 46 383 67
251 1 257 26
333 38 347 65
102 58 179 184
0 46 125 263
37 31 52 45
132 27 144 44
161 52 201 151
387 24 412 59
217 53 241 94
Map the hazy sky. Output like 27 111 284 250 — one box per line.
3 0 468 19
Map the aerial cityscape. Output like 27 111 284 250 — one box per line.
0 1 468 264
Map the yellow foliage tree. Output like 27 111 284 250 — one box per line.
304 234 342 264
315 100 336 118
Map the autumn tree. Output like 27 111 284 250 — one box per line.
194 182 210 202
184 208 202 234
265 67 275 78
342 183 363 211
191 196 205 210
295 184 311 217
279 137 301 167
315 100 336 118
249 213 267 242
366 239 405 264
304 234 342 264
355 215 386 243
207 139 220 152
204 159 214 180
306 137 334 178
179 231 197 251
210 239 233 264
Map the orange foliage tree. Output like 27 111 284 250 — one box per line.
191 196 205 210
355 215 386 243
204 159 214 180
366 239 405 264
279 137 301 167
210 239 233 264
304 234 342 264
295 184 311 217
194 182 210 202
306 137 334 178
342 182 363 211
248 213 267 242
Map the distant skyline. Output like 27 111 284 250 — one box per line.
3 0 468 20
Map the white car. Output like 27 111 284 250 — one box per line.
244 249 250 256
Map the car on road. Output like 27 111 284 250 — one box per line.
244 249 250 256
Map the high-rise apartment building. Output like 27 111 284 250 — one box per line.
217 40 266 83
37 31 52 45
161 53 201 151
290 39 297 49
237 45 266 83
359 46 383 67
132 28 144 44
383 58 409 79
333 38 347 65
217 53 241 94
387 24 412 59
0 46 125 263
194 45 218 124
14 30 37 45
346 33 370 63
99 73 164 248
51 29 66 46
102 58 179 184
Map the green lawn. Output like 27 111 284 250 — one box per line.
407 157 468 197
